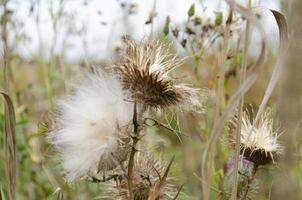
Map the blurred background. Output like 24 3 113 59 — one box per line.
1 0 301 199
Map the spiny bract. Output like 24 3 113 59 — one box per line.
103 155 178 200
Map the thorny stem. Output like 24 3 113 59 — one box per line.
127 102 140 200
240 164 258 200
231 1 251 199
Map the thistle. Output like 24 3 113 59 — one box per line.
115 38 201 110
231 109 283 166
48 70 133 181
103 155 179 200
47 39 192 200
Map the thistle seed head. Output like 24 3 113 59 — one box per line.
48 69 133 182
115 38 202 110
230 109 283 166
103 155 178 200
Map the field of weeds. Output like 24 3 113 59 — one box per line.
1 0 302 199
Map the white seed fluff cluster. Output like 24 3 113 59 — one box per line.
49 70 132 182
240 110 283 157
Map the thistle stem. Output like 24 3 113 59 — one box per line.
127 102 140 200
240 164 258 200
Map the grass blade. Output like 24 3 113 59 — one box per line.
253 9 289 124
1 92 17 200
1 183 6 200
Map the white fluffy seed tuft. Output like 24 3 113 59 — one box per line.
49 70 132 182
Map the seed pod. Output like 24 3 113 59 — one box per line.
187 4 195 17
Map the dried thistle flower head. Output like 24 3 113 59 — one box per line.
48 70 132 182
104 155 179 200
115 38 201 110
231 109 283 166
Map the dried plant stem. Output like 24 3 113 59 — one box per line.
215 8 233 122
127 102 140 199
202 9 233 200
202 1 266 199
231 1 251 199
1 0 9 92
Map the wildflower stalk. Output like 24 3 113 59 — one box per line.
127 102 140 199
202 8 233 200
231 1 251 199
1 0 10 92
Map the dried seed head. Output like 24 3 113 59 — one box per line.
230 109 283 166
48 69 133 182
115 38 202 110
103 155 178 200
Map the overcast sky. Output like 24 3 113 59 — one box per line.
6 0 281 62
